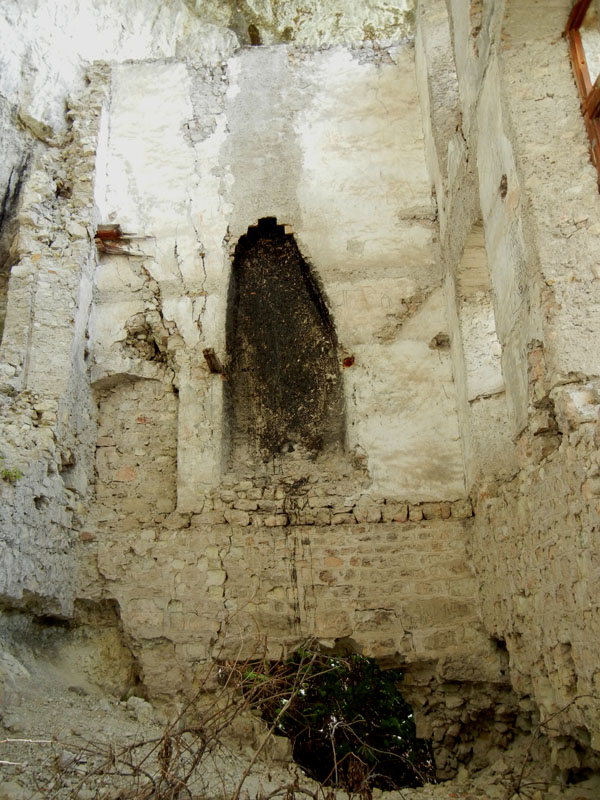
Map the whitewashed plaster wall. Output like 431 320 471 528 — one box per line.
0 0 415 249
90 43 465 506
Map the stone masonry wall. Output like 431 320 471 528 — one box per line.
474 379 600 772
88 496 483 679
0 67 109 616
93 379 178 525
8 0 600 784
81 463 513 777
74 17 523 780
474 0 600 772
417 0 600 772
84 380 489 695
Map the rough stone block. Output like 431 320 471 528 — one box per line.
264 513 289 527
353 506 382 523
164 512 190 530
308 496 333 508
224 509 251 526
452 499 473 519
195 511 226 525
233 499 259 511
332 512 354 525
113 466 137 482
206 569 226 586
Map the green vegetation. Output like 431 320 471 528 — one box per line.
0 453 23 483
5 643 436 799
1 466 23 483
246 648 436 793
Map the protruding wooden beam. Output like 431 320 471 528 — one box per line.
203 347 224 374
96 224 123 241
94 224 146 256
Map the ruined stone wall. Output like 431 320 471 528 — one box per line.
91 44 465 504
2 0 474 667
8 0 600 784
0 0 238 350
475 0 600 770
73 31 526 779
0 68 109 616
416 0 600 772
0 0 241 617
0 0 527 781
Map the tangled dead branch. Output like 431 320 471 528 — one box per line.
502 694 598 800
3 641 408 800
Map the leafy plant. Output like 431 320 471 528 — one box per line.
246 647 436 793
0 454 23 484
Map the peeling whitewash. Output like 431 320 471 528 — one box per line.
1 0 600 786
91 45 464 503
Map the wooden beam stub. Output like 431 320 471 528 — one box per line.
203 347 224 374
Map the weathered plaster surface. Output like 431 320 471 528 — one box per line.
2 0 600 786
474 0 600 769
0 0 237 135
0 69 108 615
416 0 600 772
91 44 465 502
184 0 416 46
0 0 414 238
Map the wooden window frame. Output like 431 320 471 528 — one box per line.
566 0 600 176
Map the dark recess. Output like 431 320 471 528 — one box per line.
246 649 436 792
248 23 262 45
0 152 31 341
226 217 344 462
